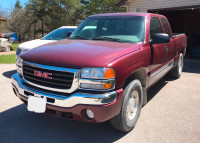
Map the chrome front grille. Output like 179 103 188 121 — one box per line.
22 61 79 93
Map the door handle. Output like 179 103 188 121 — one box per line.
165 46 168 52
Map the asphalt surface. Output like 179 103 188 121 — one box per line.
0 59 200 143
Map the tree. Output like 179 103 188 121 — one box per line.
4 0 126 42
26 0 84 34
26 0 49 37
81 0 126 18
8 0 33 42
0 9 10 33
15 0 23 9
61 0 84 26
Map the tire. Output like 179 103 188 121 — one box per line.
170 53 184 79
110 79 143 132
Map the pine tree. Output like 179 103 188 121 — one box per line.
15 0 23 9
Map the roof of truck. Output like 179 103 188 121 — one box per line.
89 12 164 18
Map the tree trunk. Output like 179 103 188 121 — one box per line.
42 16 44 37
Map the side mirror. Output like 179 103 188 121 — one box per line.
66 32 72 38
150 33 170 44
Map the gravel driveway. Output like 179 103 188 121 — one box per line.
0 59 200 143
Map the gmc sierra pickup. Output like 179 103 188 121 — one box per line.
12 13 187 132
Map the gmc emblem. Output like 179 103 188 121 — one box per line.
34 70 52 79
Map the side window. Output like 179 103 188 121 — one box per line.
160 17 172 37
150 17 163 40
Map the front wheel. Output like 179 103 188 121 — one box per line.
110 79 143 132
170 53 184 79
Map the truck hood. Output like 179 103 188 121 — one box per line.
20 40 140 69
18 39 56 51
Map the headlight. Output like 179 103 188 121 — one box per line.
16 56 23 76
80 68 115 90
81 68 115 79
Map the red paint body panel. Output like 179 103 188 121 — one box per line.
106 43 151 88
21 40 140 69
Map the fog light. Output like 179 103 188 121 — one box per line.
80 83 103 89
86 109 94 119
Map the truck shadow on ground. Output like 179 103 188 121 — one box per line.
147 74 173 102
0 104 126 143
2 70 16 79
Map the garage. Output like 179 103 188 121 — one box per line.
118 0 200 57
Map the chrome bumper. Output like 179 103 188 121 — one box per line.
11 73 117 108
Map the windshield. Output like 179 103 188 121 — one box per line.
42 28 76 40
69 16 145 43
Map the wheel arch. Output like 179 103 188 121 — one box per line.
124 69 147 88
123 68 147 106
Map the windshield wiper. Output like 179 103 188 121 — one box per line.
69 36 89 40
92 37 130 43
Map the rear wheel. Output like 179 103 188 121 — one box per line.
170 53 184 79
110 79 143 132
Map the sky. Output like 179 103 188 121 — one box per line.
0 0 28 9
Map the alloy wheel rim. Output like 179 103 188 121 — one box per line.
126 90 139 121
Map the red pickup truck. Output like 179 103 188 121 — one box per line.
12 13 187 132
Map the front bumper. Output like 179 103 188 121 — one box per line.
11 73 123 122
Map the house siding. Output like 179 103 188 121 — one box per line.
126 0 200 12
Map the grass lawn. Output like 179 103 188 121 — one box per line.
0 54 16 64
12 42 21 51
0 42 20 64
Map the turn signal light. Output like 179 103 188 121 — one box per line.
104 84 112 89
104 68 115 79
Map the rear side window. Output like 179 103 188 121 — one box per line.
150 17 163 40
160 17 172 37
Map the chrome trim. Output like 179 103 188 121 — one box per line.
150 60 174 77
22 61 80 93
12 73 117 107
79 78 115 91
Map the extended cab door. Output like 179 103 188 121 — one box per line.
148 17 173 86
149 17 168 71
160 17 176 61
